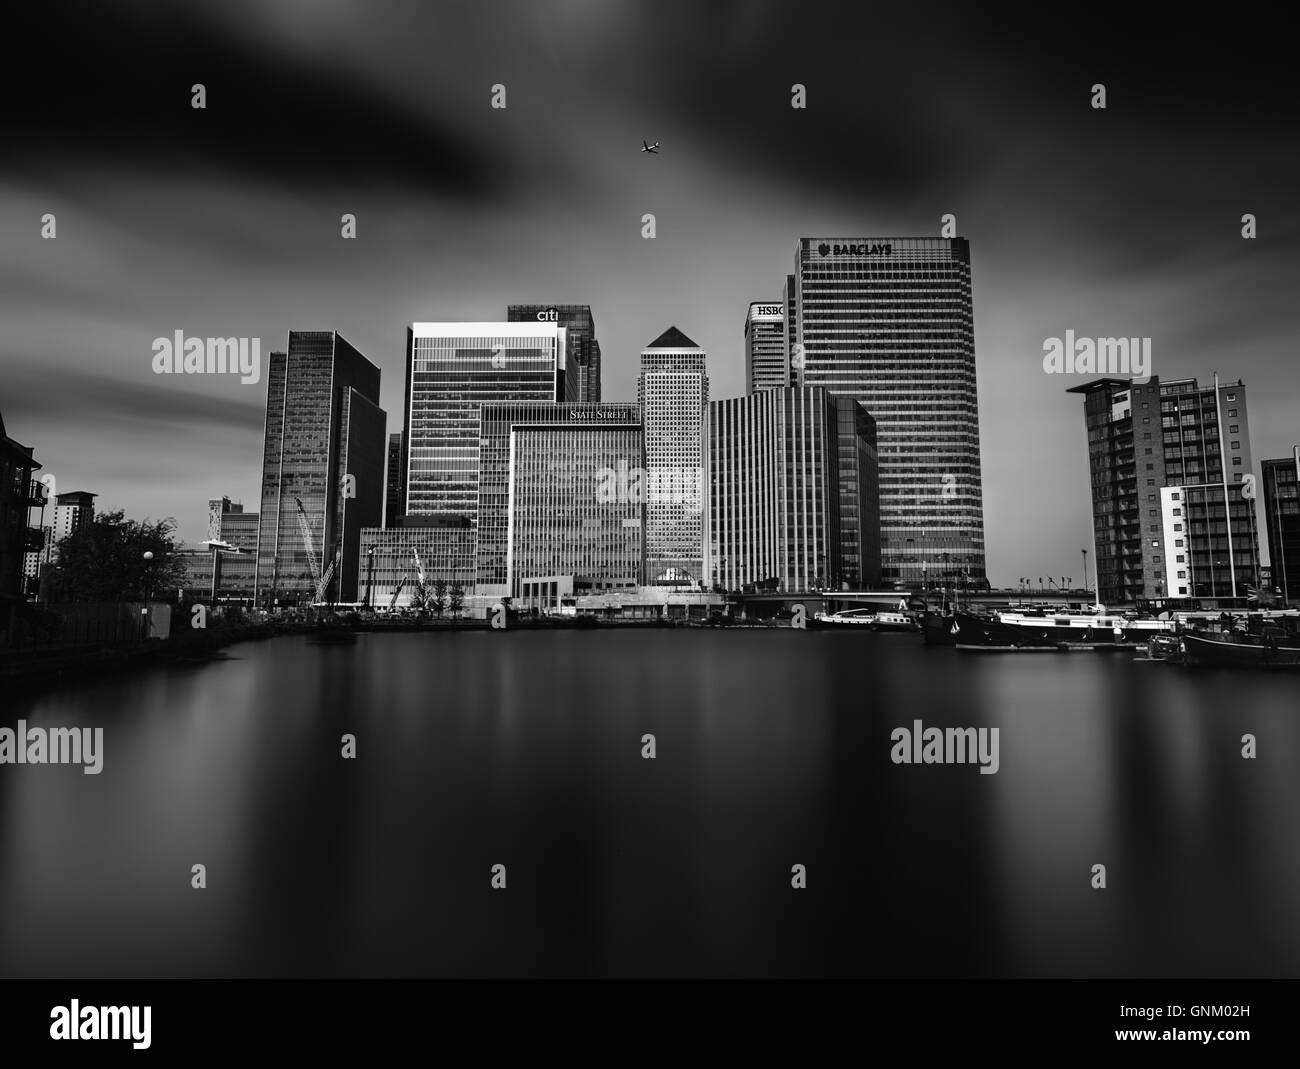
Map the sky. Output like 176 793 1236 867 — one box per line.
2 0 1297 584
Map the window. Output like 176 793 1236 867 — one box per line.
1171 491 1181 500
1226 394 1237 402
1230 441 1240 449
1143 417 1151 424
1176 555 1185 562
1147 479 1156 486
1228 408 1237 416
1173 508 1182 516
1233 457 1242 466
1143 433 1152 440
1174 523 1183 531
1146 463 1154 470
1151 539 1160 547
1175 539 1184 547
1229 425 1239 433
1178 586 1187 594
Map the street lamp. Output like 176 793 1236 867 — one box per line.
142 550 155 640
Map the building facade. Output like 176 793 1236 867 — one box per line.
708 387 878 592
1262 452 1300 604
745 301 787 393
206 497 258 598
359 522 475 609
475 401 641 595
23 489 96 586
1068 375 1260 605
508 417 644 597
0 411 42 643
791 237 986 585
385 431 405 528
254 332 387 605
402 322 565 522
507 304 601 403
638 327 709 586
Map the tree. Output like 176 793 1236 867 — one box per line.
40 510 184 604
432 578 448 619
448 582 465 619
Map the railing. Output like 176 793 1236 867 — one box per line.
23 526 45 552
27 479 48 507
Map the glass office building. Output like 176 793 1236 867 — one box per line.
476 401 640 594
402 322 565 522
254 331 386 605
638 327 709 586
508 417 645 596
709 387 877 592
507 304 602 403
745 301 787 393
792 237 986 586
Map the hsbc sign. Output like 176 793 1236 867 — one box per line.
750 304 783 319
817 242 892 256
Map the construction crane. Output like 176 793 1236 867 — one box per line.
294 496 338 605
388 575 409 610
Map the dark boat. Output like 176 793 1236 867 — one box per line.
920 610 960 645
1182 631 1300 667
949 611 1038 648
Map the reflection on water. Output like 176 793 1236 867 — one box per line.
1 631 1297 977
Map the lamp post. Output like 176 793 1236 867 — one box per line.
1081 549 1089 600
365 547 376 610
142 550 155 640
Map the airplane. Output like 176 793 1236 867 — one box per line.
641 140 660 154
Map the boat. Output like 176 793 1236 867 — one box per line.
992 606 1175 647
1144 634 1184 662
811 608 877 628
1182 623 1300 667
870 611 918 632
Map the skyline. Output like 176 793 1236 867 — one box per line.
3 0 1297 585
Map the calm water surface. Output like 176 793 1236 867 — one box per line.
2 629 1297 977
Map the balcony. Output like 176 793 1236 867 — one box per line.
23 526 45 552
26 479 48 507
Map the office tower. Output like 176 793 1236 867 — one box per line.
24 489 96 583
507 409 644 597
1261 452 1300 603
745 301 787 393
792 237 985 585
476 402 641 595
206 497 258 598
402 322 566 521
0 410 41 639
507 304 601 402
254 332 387 605
833 396 882 589
782 274 798 385
1068 375 1261 605
709 387 877 592
638 327 708 586
385 432 405 528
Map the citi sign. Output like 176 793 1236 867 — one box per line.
818 242 892 256
535 308 559 322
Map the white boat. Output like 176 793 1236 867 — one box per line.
993 605 1175 646
812 607 877 627
870 611 917 631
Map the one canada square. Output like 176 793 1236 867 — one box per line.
791 237 986 585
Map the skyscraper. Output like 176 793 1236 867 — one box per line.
507 411 644 597
254 332 386 605
639 327 708 586
385 432 405 528
744 301 787 393
1260 452 1299 603
792 237 985 585
24 490 96 584
507 305 601 402
475 401 641 595
709 387 877 592
1068 375 1260 605
402 322 566 521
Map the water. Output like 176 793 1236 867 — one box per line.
1 630 1297 977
